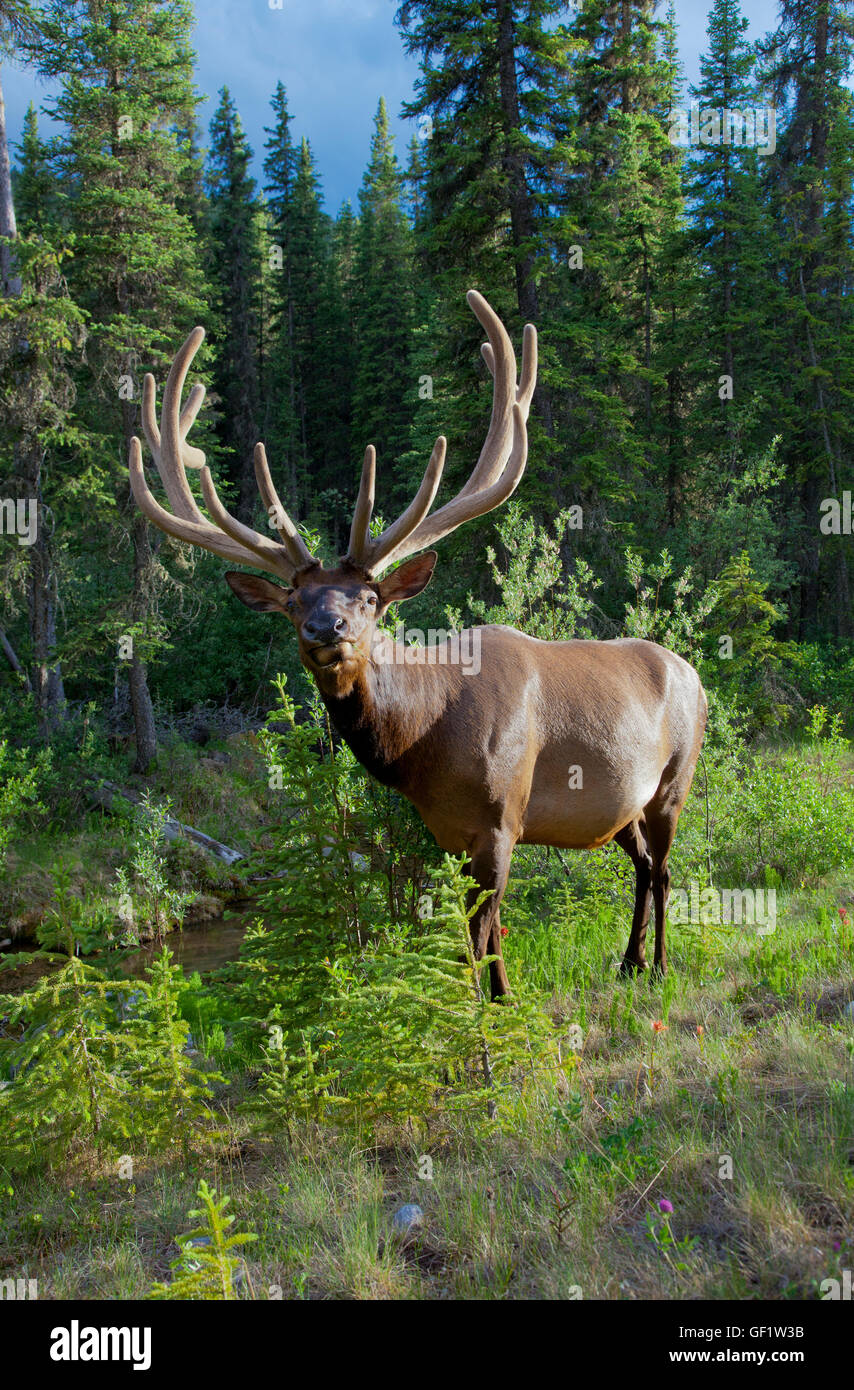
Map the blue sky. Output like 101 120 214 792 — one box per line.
2 0 783 212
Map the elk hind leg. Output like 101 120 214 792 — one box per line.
615 818 653 975
644 794 687 975
466 830 515 1001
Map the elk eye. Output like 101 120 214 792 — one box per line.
366 594 377 606
286 599 296 613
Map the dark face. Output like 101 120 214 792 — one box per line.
225 553 437 685
283 570 381 674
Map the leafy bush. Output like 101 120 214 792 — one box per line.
447 501 601 640
0 738 49 867
113 794 197 942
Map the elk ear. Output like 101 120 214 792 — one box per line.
225 572 293 613
375 552 437 608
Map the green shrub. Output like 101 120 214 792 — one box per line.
149 1180 257 1300
225 677 562 1139
0 738 49 867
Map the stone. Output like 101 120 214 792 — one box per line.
391 1203 423 1236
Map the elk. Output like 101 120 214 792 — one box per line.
129 291 707 1000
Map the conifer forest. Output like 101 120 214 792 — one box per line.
1 0 854 1332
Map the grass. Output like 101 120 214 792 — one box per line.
1 857 852 1300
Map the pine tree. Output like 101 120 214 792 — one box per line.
758 0 854 637
0 231 84 728
261 82 299 508
34 0 208 771
12 103 54 234
396 0 565 489
0 958 139 1168
149 1180 257 1300
542 0 686 584
686 0 778 470
352 98 416 500
206 87 262 523
282 138 350 537
0 1 42 295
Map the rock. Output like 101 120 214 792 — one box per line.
391 1203 424 1237
183 894 225 927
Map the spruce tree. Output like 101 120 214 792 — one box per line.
687 0 778 468
206 87 263 523
262 81 299 508
352 98 415 500
758 0 854 637
34 0 208 770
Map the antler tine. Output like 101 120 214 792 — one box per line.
197 466 301 576
129 438 295 580
254 444 316 569
375 402 528 574
358 436 446 573
131 327 310 584
456 289 518 497
347 446 376 564
354 291 537 578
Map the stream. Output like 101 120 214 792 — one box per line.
0 906 258 995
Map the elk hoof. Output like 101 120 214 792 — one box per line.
618 957 648 978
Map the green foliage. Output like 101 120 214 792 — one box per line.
36 858 116 955
450 502 600 641
623 549 717 662
669 699 854 893
0 959 139 1169
227 677 560 1139
111 793 195 943
130 949 224 1152
0 739 47 867
0 948 219 1173
704 551 794 728
149 1180 257 1300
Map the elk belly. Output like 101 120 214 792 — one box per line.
521 761 661 849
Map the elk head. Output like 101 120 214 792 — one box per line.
128 291 537 695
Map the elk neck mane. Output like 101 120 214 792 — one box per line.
313 631 466 789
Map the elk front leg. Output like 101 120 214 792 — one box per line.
467 830 514 1001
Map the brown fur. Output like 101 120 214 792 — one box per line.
226 559 708 999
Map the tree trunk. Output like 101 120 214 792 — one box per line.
25 460 67 729
0 626 31 689
0 69 21 296
129 511 158 773
2 67 67 720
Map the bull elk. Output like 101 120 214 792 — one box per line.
129 291 707 999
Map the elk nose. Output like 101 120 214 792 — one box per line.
302 614 347 644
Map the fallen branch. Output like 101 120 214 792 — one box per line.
0 628 32 691
85 778 244 866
